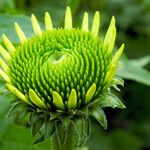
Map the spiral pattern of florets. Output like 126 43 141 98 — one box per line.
9 29 111 109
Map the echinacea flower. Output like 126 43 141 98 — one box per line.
0 7 125 149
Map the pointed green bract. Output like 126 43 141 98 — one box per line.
31 14 42 35
64 7 72 29
82 12 88 32
90 106 107 129
52 91 65 110
68 89 77 109
85 83 96 104
29 89 47 109
6 84 30 104
99 93 126 109
104 16 116 53
15 22 27 43
45 12 53 30
92 11 100 36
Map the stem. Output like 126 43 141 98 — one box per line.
51 118 88 150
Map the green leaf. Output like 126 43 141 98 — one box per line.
117 55 150 86
90 106 107 129
129 55 150 67
99 93 126 109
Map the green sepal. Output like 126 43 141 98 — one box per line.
32 135 45 145
55 121 69 146
90 106 107 129
78 107 89 119
99 93 126 109
110 77 124 87
61 117 71 131
71 117 91 145
80 118 91 144
6 100 29 120
50 112 58 120
30 112 45 136
6 101 21 117
45 120 55 138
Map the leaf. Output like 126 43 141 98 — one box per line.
117 55 150 86
99 93 126 109
90 106 107 129
129 55 150 67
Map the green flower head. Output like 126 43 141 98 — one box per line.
0 7 125 143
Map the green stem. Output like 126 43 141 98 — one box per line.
51 118 89 150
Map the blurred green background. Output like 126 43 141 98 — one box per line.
0 0 150 150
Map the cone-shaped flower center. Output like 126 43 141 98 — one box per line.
0 7 124 111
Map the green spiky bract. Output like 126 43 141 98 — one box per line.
0 7 125 150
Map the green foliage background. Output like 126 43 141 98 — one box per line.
0 0 150 150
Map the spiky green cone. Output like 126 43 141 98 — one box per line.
0 7 125 149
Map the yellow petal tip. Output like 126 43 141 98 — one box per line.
52 91 64 110
85 83 96 104
68 89 77 109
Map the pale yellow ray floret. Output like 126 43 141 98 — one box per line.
0 57 9 72
68 89 77 109
29 89 48 109
103 16 116 53
45 12 53 31
6 84 31 105
111 44 124 65
52 91 65 110
105 64 117 84
105 44 124 84
2 34 15 54
82 12 89 32
0 69 11 83
15 22 27 43
64 6 72 29
31 14 42 35
0 44 11 62
92 11 100 37
85 83 96 104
